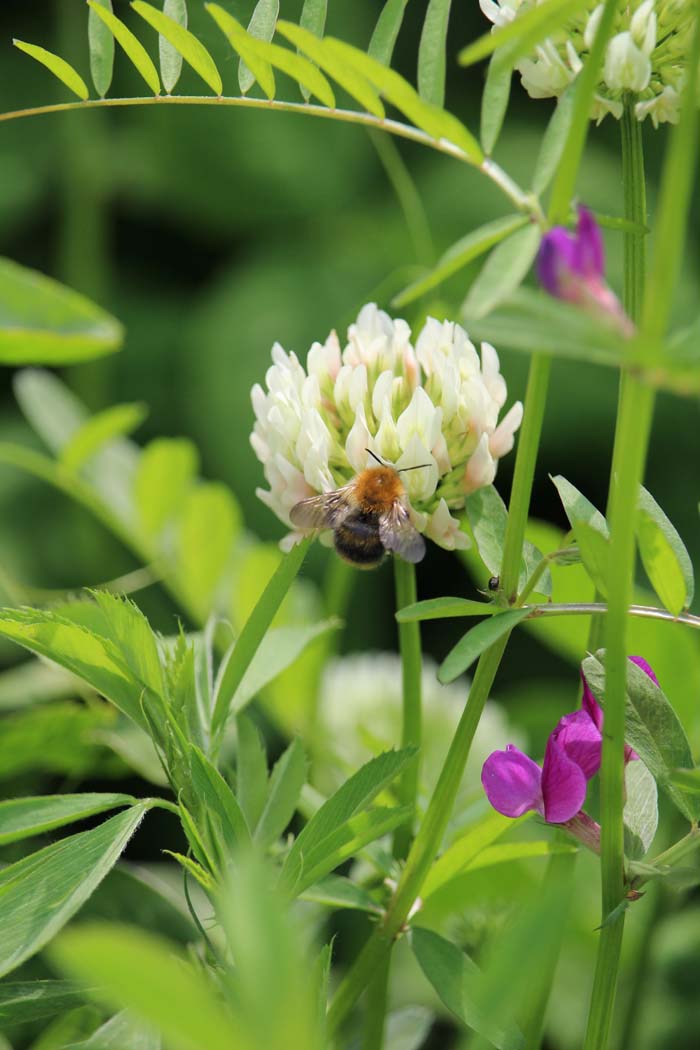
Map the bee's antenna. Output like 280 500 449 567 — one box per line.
365 448 385 466
398 463 432 472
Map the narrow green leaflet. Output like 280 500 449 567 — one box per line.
480 53 511 155
458 0 589 67
0 258 123 365
637 486 694 615
236 714 269 831
88 0 115 97
134 437 197 540
424 811 527 898
438 608 530 683
50 925 239 1050
551 474 609 537
369 0 411 65
396 597 496 623
300 875 382 914
411 928 523 1049
623 761 658 861
160 0 188 92
87 1 161 95
188 745 251 853
206 4 275 99
132 2 222 95
238 0 279 94
62 1009 160 1050
0 793 134 845
465 484 552 595
0 803 150 977
418 0 453 108
571 520 610 597
296 0 328 102
90 592 166 700
392 214 527 308
531 87 575 194
583 652 700 822
254 738 307 848
242 34 335 107
60 403 147 471
13 40 89 100
276 22 385 118
461 224 541 320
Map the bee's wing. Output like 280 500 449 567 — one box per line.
379 502 426 564
289 486 354 531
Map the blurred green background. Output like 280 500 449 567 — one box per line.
0 2 699 1049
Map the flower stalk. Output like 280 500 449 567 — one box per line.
393 558 422 859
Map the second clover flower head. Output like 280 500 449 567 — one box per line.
250 305 523 553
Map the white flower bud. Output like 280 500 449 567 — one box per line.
604 32 652 93
631 0 657 55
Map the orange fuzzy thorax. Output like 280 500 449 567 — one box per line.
352 467 404 512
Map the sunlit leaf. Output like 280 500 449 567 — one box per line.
176 482 241 619
87 1 161 95
438 608 530 683
461 224 541 320
88 0 115 97
396 597 496 622
62 1009 160 1050
205 5 275 100
424 811 528 898
132 1 222 95
134 437 198 541
160 0 188 93
60 403 147 471
239 0 279 95
0 793 134 846
236 713 269 832
465 485 552 596
188 744 251 855
571 520 610 597
242 34 336 107
637 486 694 615
13 40 89 100
418 0 453 108
551 475 609 537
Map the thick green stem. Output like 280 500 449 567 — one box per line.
361 950 391 1050
393 559 422 860
583 103 652 1050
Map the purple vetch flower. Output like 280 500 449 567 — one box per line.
581 655 659 764
537 207 634 336
481 709 602 825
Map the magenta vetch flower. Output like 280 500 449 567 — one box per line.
537 206 634 336
581 654 658 764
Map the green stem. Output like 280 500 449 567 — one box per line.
583 102 652 1050
369 130 434 263
361 950 392 1050
393 559 422 860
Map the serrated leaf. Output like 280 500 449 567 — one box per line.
584 652 700 822
276 22 385 118
13 40 89 100
134 437 198 541
572 520 610 597
0 804 150 977
480 53 511 155
418 0 453 108
392 214 526 307
163 851 214 891
60 403 147 471
438 608 530 683
90 592 166 700
132 2 222 95
551 475 609 537
236 714 269 831
396 597 496 622
254 738 307 848
369 0 411 65
88 0 115 97
637 486 694 615
461 223 541 320
623 761 658 860
0 258 123 364
458 0 590 68
239 0 279 95
206 4 275 100
87 1 161 95
531 87 575 194
160 0 188 93
0 793 135 845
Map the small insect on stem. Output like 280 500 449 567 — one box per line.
289 450 431 569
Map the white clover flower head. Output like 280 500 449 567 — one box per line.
251 304 522 553
480 0 694 125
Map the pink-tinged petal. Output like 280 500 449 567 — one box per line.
629 654 659 686
574 206 604 278
541 735 588 823
481 745 544 819
550 709 602 780
580 669 604 731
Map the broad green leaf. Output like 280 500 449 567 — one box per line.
132 2 222 95
464 841 576 871
0 804 150 977
300 874 382 914
461 224 541 320
551 475 609 537
159 0 188 93
60 403 147 471
206 4 275 100
188 744 251 854
239 0 279 95
480 54 511 155
531 86 575 194
87 1 161 95
276 22 385 118
411 928 522 1049
90 592 166 699
637 486 694 614
396 597 496 622
424 811 529 897
438 608 530 683
392 214 526 308
88 0 115 97
13 40 89 100
236 714 269 831
369 0 411 65
254 738 307 848
281 748 415 886
464 287 626 366
0 981 87 1027
0 793 134 845
62 1009 160 1050
324 38 482 163
0 258 123 364
134 437 198 541
296 805 411 893
583 652 700 822
418 0 453 108
458 0 589 67
177 482 241 619
465 485 552 596
623 761 658 861
668 767 700 793
50 925 239 1050
572 520 610 597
